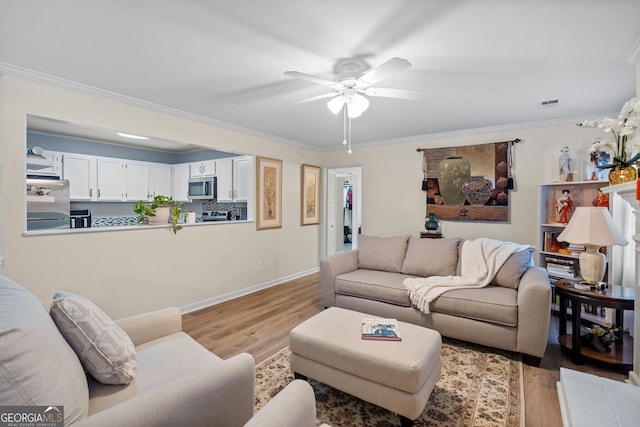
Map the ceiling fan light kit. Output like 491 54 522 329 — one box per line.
285 57 415 153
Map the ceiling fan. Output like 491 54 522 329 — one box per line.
284 57 421 118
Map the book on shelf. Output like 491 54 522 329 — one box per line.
361 318 402 341
545 256 575 265
547 268 579 279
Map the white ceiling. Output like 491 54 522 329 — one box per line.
1 0 639 151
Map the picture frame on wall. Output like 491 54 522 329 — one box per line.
301 164 321 225
256 156 282 230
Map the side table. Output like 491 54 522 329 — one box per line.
555 279 634 366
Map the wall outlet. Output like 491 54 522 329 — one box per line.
257 261 262 271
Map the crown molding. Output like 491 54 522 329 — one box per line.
0 62 318 151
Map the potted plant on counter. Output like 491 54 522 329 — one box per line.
133 195 185 234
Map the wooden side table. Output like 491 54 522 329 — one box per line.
554 279 634 366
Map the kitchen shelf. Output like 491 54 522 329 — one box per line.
26 155 54 170
26 195 55 203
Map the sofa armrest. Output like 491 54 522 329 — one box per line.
244 379 316 427
75 352 255 427
116 307 182 346
320 250 359 307
516 266 552 359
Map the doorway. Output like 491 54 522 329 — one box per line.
322 166 363 258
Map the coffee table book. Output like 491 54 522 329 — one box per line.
361 318 402 341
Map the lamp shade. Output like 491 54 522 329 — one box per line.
556 207 628 247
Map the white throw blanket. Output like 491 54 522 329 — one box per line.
403 238 530 314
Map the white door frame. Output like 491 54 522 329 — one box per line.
321 165 363 258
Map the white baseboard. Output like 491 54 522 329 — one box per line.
179 267 319 314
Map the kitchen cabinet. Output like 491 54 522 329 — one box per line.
149 163 172 199
190 160 216 178
217 156 250 202
62 153 97 201
126 161 150 201
233 156 250 202
97 157 125 201
172 163 190 201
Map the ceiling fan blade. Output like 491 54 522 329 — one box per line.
285 92 339 105
283 70 335 87
363 87 427 100
359 57 411 85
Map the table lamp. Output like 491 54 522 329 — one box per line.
557 207 628 288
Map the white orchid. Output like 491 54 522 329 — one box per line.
579 97 640 167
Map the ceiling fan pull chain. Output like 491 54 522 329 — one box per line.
342 108 347 145
348 116 352 155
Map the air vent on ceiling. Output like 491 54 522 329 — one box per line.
538 98 560 108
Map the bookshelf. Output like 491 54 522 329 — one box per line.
537 180 612 325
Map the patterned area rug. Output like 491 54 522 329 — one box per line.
254 338 524 427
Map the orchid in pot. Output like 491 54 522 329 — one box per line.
578 97 640 184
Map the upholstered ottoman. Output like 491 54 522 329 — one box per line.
289 307 441 427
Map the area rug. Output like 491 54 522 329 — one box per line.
254 338 524 427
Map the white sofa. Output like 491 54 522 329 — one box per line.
321 235 552 364
0 274 316 427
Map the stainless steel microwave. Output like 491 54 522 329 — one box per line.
188 176 217 199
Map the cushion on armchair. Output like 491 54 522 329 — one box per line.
358 235 409 273
0 275 89 425
50 291 138 385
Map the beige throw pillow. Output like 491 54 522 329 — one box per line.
358 235 409 273
491 247 534 289
401 237 461 277
50 292 137 385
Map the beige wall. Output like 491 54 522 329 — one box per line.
322 121 609 247
0 75 322 318
0 73 632 319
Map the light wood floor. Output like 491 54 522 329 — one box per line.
183 273 630 427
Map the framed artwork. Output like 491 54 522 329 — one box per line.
256 156 282 230
301 164 321 225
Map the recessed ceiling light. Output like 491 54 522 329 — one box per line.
116 132 149 140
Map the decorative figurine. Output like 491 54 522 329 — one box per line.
554 189 573 223
592 189 609 208
558 146 573 182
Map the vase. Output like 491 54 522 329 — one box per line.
148 206 170 225
438 156 471 205
424 212 439 231
608 164 636 185
462 176 493 205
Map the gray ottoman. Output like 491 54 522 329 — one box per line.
289 307 441 427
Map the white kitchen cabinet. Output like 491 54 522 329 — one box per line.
172 163 190 201
216 158 234 202
62 153 97 201
149 163 172 198
190 160 216 178
97 157 125 201
126 161 150 201
217 156 251 202
233 156 250 202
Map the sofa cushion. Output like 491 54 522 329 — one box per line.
358 235 409 273
491 247 534 289
0 275 89 424
401 237 461 277
430 285 518 327
50 292 138 385
335 269 412 307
